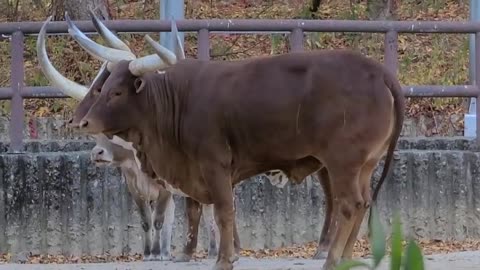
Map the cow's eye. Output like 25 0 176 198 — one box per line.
114 91 122 96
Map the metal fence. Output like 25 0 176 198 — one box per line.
0 18 480 152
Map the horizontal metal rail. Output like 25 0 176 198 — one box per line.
0 18 479 152
0 85 477 99
3 19 480 35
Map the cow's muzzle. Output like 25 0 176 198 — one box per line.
90 148 112 166
66 117 80 128
79 119 88 128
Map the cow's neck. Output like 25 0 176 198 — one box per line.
140 72 185 144
138 72 192 184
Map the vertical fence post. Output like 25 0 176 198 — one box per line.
289 28 304 52
10 31 25 153
469 0 478 83
475 32 480 143
465 0 480 138
384 30 399 75
198 29 210 61
159 0 185 52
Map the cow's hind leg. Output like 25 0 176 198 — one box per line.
174 197 202 262
322 166 363 270
341 159 379 260
160 195 175 260
151 189 175 261
313 167 338 260
133 198 153 261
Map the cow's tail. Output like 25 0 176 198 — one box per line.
367 68 405 232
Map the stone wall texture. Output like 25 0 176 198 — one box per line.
0 137 479 257
0 114 464 142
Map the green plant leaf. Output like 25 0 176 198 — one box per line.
390 212 403 270
404 240 425 270
369 206 386 268
334 259 372 270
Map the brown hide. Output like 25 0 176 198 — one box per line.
68 67 110 127
78 49 405 270
82 49 403 198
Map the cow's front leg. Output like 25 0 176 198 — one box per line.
202 204 219 259
207 172 236 270
174 197 202 262
133 197 153 261
213 196 236 270
160 194 176 260
204 198 241 260
232 194 241 257
151 189 175 261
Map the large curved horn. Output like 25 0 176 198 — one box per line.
88 9 131 52
92 61 109 86
128 54 171 76
171 20 185 60
65 12 136 65
36 16 88 100
144 35 177 66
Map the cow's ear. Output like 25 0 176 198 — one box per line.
134 77 146 93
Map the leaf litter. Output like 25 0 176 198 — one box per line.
1 238 479 264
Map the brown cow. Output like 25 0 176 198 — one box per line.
36 14 240 261
61 18 404 270
59 12 339 260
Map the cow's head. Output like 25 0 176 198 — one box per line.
90 134 134 167
59 15 185 135
37 13 123 128
79 59 144 134
37 12 182 135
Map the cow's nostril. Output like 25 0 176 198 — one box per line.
98 149 104 155
79 120 88 128
67 118 73 124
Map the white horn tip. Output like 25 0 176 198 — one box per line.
144 34 154 43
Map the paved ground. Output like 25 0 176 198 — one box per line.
1 251 479 270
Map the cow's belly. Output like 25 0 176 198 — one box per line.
163 180 189 197
155 176 213 203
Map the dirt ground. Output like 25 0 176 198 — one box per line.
1 251 480 270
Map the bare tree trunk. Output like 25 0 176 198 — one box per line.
367 0 397 20
309 0 322 12
54 0 109 20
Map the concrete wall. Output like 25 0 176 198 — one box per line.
0 114 464 142
0 137 479 256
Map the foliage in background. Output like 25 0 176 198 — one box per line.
0 0 472 135
336 208 425 270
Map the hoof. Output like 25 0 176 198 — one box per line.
212 261 233 270
313 250 328 260
150 253 172 261
142 254 153 262
207 247 218 259
231 254 239 263
173 253 192 263
322 259 340 270
208 249 218 259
